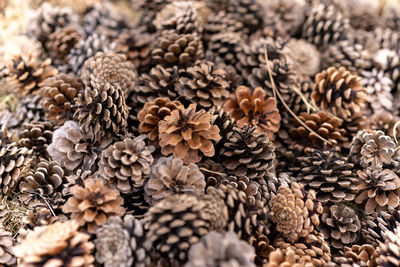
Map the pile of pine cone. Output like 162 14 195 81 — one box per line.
2 0 400 266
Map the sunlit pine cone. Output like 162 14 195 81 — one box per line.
377 227 400 266
362 69 393 114
18 121 53 159
373 49 400 93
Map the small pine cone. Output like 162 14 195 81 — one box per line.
18 121 53 158
226 0 264 34
176 60 230 109
342 244 378 267
186 231 255 267
203 11 248 42
16 94 46 125
47 121 112 173
349 130 395 169
40 73 83 125
270 182 323 243
144 194 212 262
319 203 361 249
377 228 400 266
219 125 275 179
62 177 125 234
286 39 321 77
14 220 94 266
158 104 220 164
99 135 154 194
145 156 205 205
0 228 15 265
267 248 307 267
296 148 358 204
356 168 400 214
362 69 393 113
302 4 350 48
19 207 67 237
19 159 64 209
369 111 400 140
205 32 243 67
7 54 58 97
151 32 204 67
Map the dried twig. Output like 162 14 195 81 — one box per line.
199 167 227 178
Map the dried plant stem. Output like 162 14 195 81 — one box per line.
27 191 57 217
199 167 227 178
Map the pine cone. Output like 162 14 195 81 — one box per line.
186 231 255 267
175 60 230 109
208 105 235 151
16 94 46 125
226 0 264 34
0 228 15 265
253 233 274 266
62 169 92 197
7 54 58 97
14 220 94 266
377 227 400 266
286 39 320 77
362 69 393 114
62 177 125 233
19 121 53 159
145 156 205 205
158 103 220 164
270 182 322 243
373 49 400 93
369 111 400 140
382 4 400 31
266 248 306 267
40 73 83 125
340 244 378 267
219 125 275 179
99 135 154 194
205 32 243 67
203 11 248 42
223 86 281 139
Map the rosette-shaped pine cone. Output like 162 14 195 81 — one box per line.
289 111 346 151
219 125 275 179
186 231 255 267
16 94 46 125
302 4 350 48
40 73 83 125
62 178 125 233
205 32 243 67
312 66 367 119
7 54 58 97
223 86 281 139
270 182 323 243
203 11 248 42
145 156 205 205
319 203 361 249
0 228 15 265
99 135 154 194
295 148 358 204
137 97 183 142
266 248 304 267
349 130 395 169
175 60 230 109
356 168 400 214
226 0 263 34
47 121 112 173
158 103 220 164
377 227 400 266
286 39 320 77
14 220 94 266
151 32 204 67
144 194 212 262
18 121 53 158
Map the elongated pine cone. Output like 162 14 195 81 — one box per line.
223 86 281 139
62 178 125 233
158 103 220 164
19 121 53 158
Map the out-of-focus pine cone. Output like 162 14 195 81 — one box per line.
7 54 58 97
342 112 369 149
377 227 400 266
186 231 255 267
356 168 400 214
40 73 83 125
99 135 154 194
18 121 53 159
175 60 230 109
286 39 320 77
151 32 204 67
312 66 367 119
203 11 248 42
270 182 323 243
205 32 243 67
144 194 212 262
373 49 400 93
337 244 378 267
0 228 15 266
219 125 275 179
13 220 94 266
373 27 400 52
223 86 281 139
15 94 46 125
47 120 112 173
158 103 220 164
267 248 306 267
349 130 395 169
62 177 125 233
369 111 400 140
137 97 183 142
362 69 393 114
319 203 361 249
382 4 400 31
226 0 264 34
145 156 205 205
302 4 350 48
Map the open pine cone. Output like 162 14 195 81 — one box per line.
19 121 54 159
0 228 15 266
377 227 400 266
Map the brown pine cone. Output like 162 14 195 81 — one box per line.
382 4 400 31
253 233 274 266
270 182 322 243
373 49 400 93
341 244 378 267
362 69 393 114
286 39 320 77
99 135 154 194
203 11 248 42
62 177 125 233
205 32 244 67
266 248 307 267
175 60 230 109
377 228 400 266
46 25 83 64
342 112 369 149
16 94 46 126
369 111 400 140
7 54 58 97
14 220 94 266
145 156 205 205
208 105 235 151
158 104 220 164
40 73 83 125
18 121 53 159
312 66 367 119
227 0 264 34
0 227 15 265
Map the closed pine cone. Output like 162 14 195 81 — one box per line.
46 25 83 64
40 73 83 125
205 32 243 67
16 95 46 126
158 103 220 164
223 86 281 139
13 220 94 267
62 177 125 233
270 182 322 243
377 227 400 266
312 66 367 119
0 228 15 266
19 121 53 159
99 135 154 194
356 168 400 214
145 156 205 205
